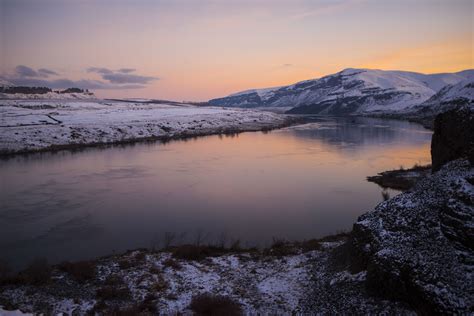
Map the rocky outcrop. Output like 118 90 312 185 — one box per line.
431 106 474 171
367 165 431 191
351 159 473 313
349 107 474 313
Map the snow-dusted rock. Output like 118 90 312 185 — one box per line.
351 159 473 313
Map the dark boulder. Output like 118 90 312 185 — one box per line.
335 106 473 313
431 106 474 171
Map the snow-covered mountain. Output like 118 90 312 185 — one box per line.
401 78 474 123
209 68 474 115
414 78 473 111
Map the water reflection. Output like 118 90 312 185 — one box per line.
282 116 431 151
0 116 432 268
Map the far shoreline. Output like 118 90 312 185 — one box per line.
0 116 303 158
0 111 433 159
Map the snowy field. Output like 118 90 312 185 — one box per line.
0 99 289 155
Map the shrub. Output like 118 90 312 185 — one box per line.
103 301 157 316
140 294 158 313
151 278 168 293
149 266 161 275
318 231 350 243
134 252 146 262
58 260 96 282
118 259 134 270
189 294 243 316
117 252 147 270
18 258 51 285
264 238 298 257
96 285 131 301
171 245 209 261
229 240 241 251
162 258 182 270
300 239 322 252
97 275 131 300
104 274 124 286
87 300 108 315
0 260 11 284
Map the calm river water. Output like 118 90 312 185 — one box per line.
0 116 432 268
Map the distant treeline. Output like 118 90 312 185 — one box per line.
1 86 52 94
0 86 90 94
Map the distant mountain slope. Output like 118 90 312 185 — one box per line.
399 78 474 126
415 78 474 111
209 68 474 115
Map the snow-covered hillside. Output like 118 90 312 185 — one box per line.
411 78 474 113
209 68 474 115
0 99 289 155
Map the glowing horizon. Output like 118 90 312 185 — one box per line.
1 0 472 101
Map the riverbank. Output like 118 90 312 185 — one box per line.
0 100 300 156
1 107 470 314
367 164 432 191
3 153 472 315
0 233 412 315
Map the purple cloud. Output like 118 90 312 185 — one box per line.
2 65 159 90
102 73 157 84
38 68 59 76
15 65 59 78
117 68 136 73
88 67 158 85
15 65 39 77
87 67 113 74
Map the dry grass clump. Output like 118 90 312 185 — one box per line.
58 260 96 282
150 272 169 293
96 275 131 300
17 258 52 285
162 258 182 270
263 238 298 257
171 245 222 261
189 293 243 316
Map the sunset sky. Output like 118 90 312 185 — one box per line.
1 0 472 101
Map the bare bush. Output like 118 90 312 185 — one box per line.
189 293 243 316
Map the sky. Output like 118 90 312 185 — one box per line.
0 0 472 101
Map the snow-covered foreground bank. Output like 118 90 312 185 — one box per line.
0 239 413 315
0 100 291 155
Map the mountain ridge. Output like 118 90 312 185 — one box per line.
209 68 474 115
